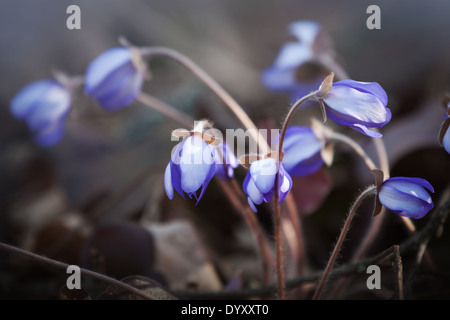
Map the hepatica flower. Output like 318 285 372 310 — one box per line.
84 46 147 111
164 128 217 204
10 78 72 147
281 126 324 177
318 78 391 138
243 157 293 213
438 100 450 154
378 177 434 219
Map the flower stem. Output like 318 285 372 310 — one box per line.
0 241 156 300
327 131 378 172
137 92 194 128
140 46 270 154
312 185 377 300
140 46 305 290
273 188 285 300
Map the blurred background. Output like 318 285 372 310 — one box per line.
0 0 449 299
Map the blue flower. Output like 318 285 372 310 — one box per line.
438 103 450 154
243 157 293 212
10 78 72 147
84 47 146 111
320 79 391 137
261 21 325 96
281 126 324 177
378 177 434 219
164 134 216 204
214 141 239 179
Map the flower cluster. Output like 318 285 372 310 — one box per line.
10 45 145 146
9 21 438 223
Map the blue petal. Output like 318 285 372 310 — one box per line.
250 158 277 194
26 85 72 130
288 20 320 45
261 65 298 92
384 177 434 194
195 157 216 205
379 185 433 219
34 121 65 147
10 79 59 119
170 161 185 199
179 136 215 194
243 172 264 205
443 126 450 154
278 164 293 203
164 163 174 200
324 85 390 126
85 47 132 92
85 47 144 110
247 197 259 213
282 126 323 175
334 80 388 107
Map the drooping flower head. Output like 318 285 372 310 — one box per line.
164 122 217 204
316 76 391 138
84 46 147 111
243 156 293 213
378 177 434 219
10 78 72 147
281 125 324 177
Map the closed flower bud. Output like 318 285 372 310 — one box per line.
320 79 391 137
378 177 434 219
10 78 72 147
164 134 216 204
243 157 293 212
84 47 146 111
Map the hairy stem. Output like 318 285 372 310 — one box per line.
0 242 156 300
312 185 377 300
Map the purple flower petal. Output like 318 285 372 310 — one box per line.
34 121 65 147
288 20 320 45
250 158 277 194
334 80 388 106
85 47 145 111
179 136 215 193
324 85 389 125
379 177 434 219
243 172 264 206
282 126 323 176
164 163 174 200
379 185 432 219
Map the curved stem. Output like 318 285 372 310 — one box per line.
140 46 305 289
0 242 156 300
138 93 274 284
328 131 378 172
137 92 194 128
140 46 270 154
312 185 377 300
273 188 285 300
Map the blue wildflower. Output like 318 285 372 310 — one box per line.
319 79 391 138
164 133 216 204
10 78 72 147
84 47 146 111
281 126 324 177
243 157 293 213
438 99 450 154
378 177 434 219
